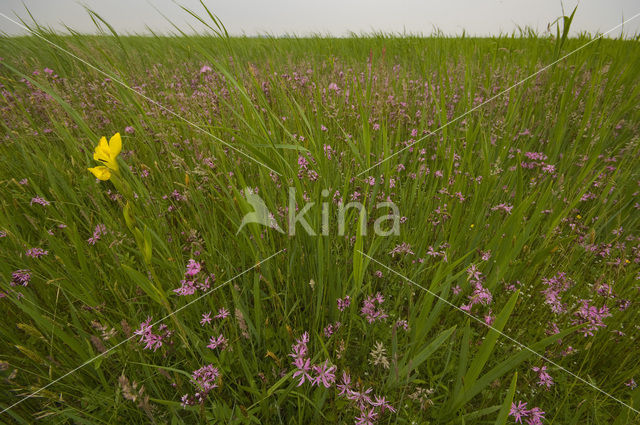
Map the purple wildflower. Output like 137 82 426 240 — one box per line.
532 365 554 389
348 387 373 410
526 407 545 425
173 280 196 296
87 224 106 245
185 259 201 276
133 317 172 351
509 401 529 423
11 270 31 287
389 242 414 257
337 372 351 396
573 299 611 336
214 307 230 320
323 322 341 338
541 272 572 314
395 319 409 331
372 395 396 413
30 197 50 206
355 407 377 425
191 364 219 393
311 360 336 388
491 203 513 214
337 295 351 311
292 357 312 386
200 312 212 326
26 248 48 258
206 334 228 351
361 293 388 323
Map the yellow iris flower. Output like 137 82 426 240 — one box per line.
87 165 112 180
88 133 122 181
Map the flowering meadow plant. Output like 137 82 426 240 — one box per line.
88 132 122 181
1 10 640 425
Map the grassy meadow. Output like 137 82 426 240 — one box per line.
0 14 640 425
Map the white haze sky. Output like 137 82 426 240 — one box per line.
0 0 639 37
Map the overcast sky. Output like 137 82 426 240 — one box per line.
0 0 639 37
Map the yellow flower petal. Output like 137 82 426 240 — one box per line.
98 136 109 152
106 158 119 171
88 166 111 181
109 132 122 157
93 136 110 162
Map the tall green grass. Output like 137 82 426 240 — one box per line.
0 7 639 424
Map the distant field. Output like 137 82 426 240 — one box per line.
0 30 639 424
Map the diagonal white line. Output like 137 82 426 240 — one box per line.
357 249 640 415
357 11 640 177
0 249 285 416
0 12 282 176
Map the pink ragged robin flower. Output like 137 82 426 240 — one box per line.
200 312 212 326
466 264 482 281
214 307 230 320
133 317 172 351
292 357 312 386
347 387 373 410
526 407 545 425
206 334 227 351
337 295 351 311
372 395 396 413
360 293 388 323
509 400 528 423
484 311 495 326
311 360 336 388
323 322 341 338
573 299 611 336
185 259 201 276
394 319 409 331
532 365 554 389
491 203 513 214
87 224 106 245
355 407 378 425
173 280 197 296
297 155 308 170
336 372 351 396
389 242 413 257
26 248 48 258
11 270 31 287
191 364 219 393
30 196 50 206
